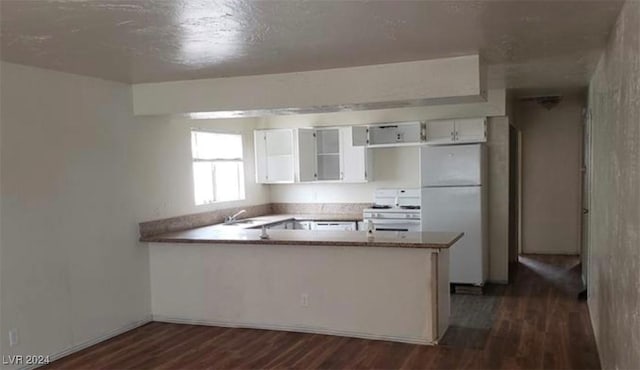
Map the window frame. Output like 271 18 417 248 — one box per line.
190 129 246 205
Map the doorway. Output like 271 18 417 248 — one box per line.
580 108 592 289
516 96 584 255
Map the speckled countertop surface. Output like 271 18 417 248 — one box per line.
138 205 371 238
140 224 462 249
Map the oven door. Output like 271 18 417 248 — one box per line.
368 219 421 232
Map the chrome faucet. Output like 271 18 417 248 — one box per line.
224 209 246 224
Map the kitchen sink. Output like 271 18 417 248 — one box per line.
210 219 263 229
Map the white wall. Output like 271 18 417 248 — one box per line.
0 62 150 365
587 1 640 369
0 61 272 366
131 116 269 221
517 94 584 255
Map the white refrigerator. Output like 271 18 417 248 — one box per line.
420 144 488 285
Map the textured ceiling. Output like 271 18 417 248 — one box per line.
0 0 624 89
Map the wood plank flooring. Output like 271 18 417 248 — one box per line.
44 255 600 370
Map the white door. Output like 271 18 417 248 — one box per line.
265 129 295 183
421 186 485 285
297 129 318 182
254 131 268 183
420 144 482 186
340 127 368 182
455 118 486 143
425 120 455 144
351 126 368 146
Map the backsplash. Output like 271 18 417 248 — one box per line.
139 202 372 238
139 203 272 238
271 202 371 216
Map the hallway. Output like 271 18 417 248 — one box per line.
480 255 599 369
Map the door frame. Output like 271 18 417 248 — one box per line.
508 123 523 279
580 108 593 289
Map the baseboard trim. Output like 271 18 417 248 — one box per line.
152 315 434 346
21 315 152 370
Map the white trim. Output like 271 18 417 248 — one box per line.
517 130 523 255
20 316 152 370
152 315 435 346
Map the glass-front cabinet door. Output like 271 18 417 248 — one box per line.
316 128 341 181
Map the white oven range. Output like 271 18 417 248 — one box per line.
362 188 421 232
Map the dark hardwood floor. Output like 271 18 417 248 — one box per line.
44 255 600 370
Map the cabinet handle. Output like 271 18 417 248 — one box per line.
340 172 344 180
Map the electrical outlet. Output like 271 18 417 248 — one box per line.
9 329 18 347
300 293 309 307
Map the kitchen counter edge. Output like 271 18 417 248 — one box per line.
140 228 463 250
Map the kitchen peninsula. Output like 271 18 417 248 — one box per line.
141 222 462 345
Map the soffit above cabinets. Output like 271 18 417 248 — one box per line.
131 55 485 116
0 0 624 90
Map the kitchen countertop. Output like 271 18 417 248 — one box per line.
140 224 462 249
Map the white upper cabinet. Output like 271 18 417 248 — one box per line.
351 126 368 147
316 128 341 181
254 131 269 183
424 120 456 143
254 129 296 183
340 127 371 182
454 118 487 143
367 121 424 147
351 121 425 148
296 128 318 182
425 117 486 144
255 127 372 184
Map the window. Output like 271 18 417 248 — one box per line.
191 130 245 205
